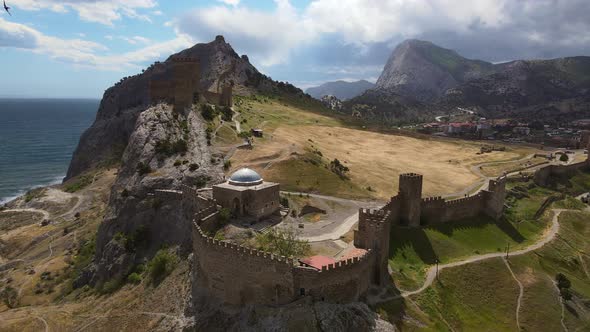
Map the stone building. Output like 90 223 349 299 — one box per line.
149 56 233 110
212 168 280 220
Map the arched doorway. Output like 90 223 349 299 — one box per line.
232 197 241 215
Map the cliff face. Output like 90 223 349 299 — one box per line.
66 36 264 180
375 39 493 102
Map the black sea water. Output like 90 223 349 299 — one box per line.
0 99 97 204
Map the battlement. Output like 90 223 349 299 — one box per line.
399 173 423 181
193 222 295 265
317 250 373 272
444 193 484 206
422 196 443 203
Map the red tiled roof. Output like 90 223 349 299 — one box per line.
339 248 368 261
299 255 336 270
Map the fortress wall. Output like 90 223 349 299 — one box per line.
440 193 486 222
192 222 297 306
354 208 391 285
202 91 221 105
420 196 446 224
293 250 375 303
149 80 173 103
181 184 216 217
534 161 589 186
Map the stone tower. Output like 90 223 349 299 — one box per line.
398 173 423 227
172 57 200 110
220 83 233 107
354 209 391 285
484 177 506 220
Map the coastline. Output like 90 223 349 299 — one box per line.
0 174 65 205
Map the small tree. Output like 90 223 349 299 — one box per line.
255 228 310 257
559 154 569 162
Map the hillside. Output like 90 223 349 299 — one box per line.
346 39 590 122
306 80 375 100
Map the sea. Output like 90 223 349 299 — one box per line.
0 99 98 204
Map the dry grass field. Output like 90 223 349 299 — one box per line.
229 97 539 199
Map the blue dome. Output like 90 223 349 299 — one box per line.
228 168 263 186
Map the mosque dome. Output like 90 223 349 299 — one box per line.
228 168 263 186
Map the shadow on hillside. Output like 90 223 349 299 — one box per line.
424 215 525 244
390 226 438 265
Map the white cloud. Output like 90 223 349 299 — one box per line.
0 17 193 70
11 0 157 26
178 0 315 67
217 0 241 6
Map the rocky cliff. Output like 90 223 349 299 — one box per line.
65 36 266 181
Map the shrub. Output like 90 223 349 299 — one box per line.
121 189 129 198
136 162 152 176
219 208 231 222
556 273 571 289
148 249 178 285
560 153 569 162
220 106 233 121
127 273 142 285
189 163 199 171
100 278 123 294
329 158 349 179
280 196 289 208
64 174 94 193
201 104 216 121
174 160 182 167
223 160 231 171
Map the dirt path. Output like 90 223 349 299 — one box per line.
552 280 570 332
2 208 49 220
503 257 523 331
373 209 564 303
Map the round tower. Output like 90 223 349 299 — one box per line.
399 173 423 227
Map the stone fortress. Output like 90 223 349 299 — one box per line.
154 166 508 307
152 139 590 307
149 56 233 110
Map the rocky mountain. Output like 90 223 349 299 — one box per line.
375 39 494 103
65 35 269 181
346 39 590 122
306 80 375 100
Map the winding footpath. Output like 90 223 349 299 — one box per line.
503 257 524 331
377 209 565 302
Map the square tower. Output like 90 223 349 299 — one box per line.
398 173 423 227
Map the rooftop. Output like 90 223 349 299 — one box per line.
299 255 336 270
228 168 263 186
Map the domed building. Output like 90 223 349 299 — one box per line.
212 168 280 220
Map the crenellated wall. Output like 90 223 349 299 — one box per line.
354 208 391 285
191 204 378 305
292 250 375 302
534 160 590 186
384 174 507 226
192 222 297 305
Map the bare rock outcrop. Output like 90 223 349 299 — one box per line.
78 104 223 286
66 36 265 180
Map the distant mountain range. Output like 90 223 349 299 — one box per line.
305 80 374 100
343 39 590 123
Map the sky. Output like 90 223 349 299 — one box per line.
1 0 589 98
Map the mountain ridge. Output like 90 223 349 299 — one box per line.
305 79 375 100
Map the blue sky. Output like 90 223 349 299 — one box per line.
1 0 589 98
